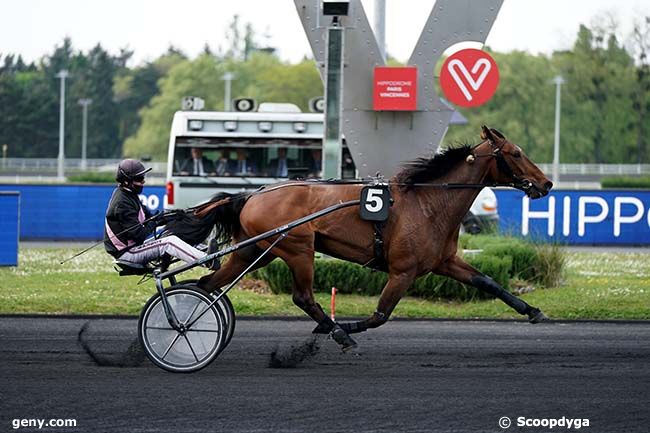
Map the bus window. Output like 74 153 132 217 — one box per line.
172 141 355 179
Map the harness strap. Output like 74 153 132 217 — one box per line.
370 221 387 271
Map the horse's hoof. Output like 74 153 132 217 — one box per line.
528 308 549 324
331 326 358 351
340 341 358 353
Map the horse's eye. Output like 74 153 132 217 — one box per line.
513 150 521 158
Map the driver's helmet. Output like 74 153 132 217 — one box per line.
116 159 152 183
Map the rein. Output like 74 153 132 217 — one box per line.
232 179 517 204
240 145 520 200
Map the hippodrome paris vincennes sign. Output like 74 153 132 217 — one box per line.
373 67 417 111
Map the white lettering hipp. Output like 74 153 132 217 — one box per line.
522 196 555 236
521 193 650 238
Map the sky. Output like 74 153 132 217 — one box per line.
2 0 648 66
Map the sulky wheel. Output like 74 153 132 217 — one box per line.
138 286 227 373
175 280 236 352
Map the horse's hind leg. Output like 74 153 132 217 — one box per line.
338 270 416 334
434 255 548 323
271 246 357 350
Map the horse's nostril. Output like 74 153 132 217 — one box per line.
544 181 554 191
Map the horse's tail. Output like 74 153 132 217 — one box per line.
163 192 248 246
194 192 248 238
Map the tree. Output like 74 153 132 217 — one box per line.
553 24 636 163
74 44 123 158
0 52 58 158
244 55 323 111
123 55 224 159
218 15 260 61
630 16 650 163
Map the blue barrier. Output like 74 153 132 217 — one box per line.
2 184 649 244
494 189 650 245
0 192 20 265
0 184 165 240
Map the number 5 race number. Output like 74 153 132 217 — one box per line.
360 186 391 222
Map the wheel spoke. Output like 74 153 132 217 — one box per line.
161 333 181 360
146 326 175 331
186 328 220 333
183 334 200 363
186 306 211 329
183 297 203 326
166 296 181 328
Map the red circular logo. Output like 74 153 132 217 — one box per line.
439 48 499 108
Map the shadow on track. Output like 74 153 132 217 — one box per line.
78 321 145 367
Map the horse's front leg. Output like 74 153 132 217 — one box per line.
434 255 548 323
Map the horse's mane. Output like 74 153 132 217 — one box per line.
395 144 473 190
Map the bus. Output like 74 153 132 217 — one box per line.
165 100 497 232
165 101 356 209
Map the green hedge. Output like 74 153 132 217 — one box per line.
67 172 116 183
251 235 562 301
461 235 537 280
601 176 650 189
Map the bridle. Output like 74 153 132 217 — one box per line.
472 139 534 194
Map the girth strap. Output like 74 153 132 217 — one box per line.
370 221 387 271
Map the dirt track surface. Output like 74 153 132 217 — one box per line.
1 317 649 433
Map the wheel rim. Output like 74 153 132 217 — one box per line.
142 290 224 371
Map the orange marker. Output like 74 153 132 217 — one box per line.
330 287 337 320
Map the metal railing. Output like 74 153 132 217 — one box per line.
0 158 166 175
1 158 649 177
537 163 650 176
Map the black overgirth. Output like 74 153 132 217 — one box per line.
367 221 387 271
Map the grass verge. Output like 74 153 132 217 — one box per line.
0 246 648 319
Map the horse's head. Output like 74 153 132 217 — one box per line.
478 125 553 199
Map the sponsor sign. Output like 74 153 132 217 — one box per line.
494 189 650 244
373 66 417 111
0 184 165 240
439 48 499 108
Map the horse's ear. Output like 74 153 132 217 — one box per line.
480 125 494 142
490 128 506 140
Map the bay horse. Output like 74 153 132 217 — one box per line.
178 126 553 350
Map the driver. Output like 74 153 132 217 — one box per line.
104 159 219 269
